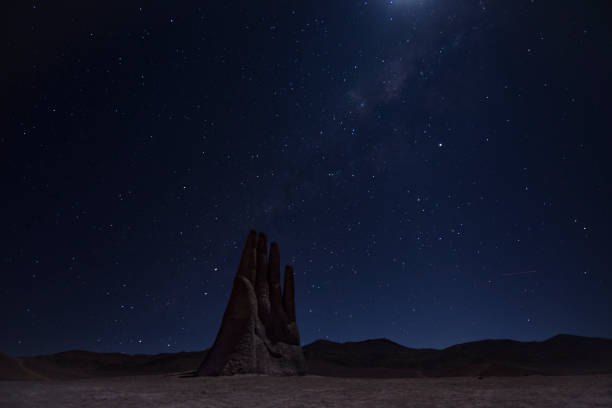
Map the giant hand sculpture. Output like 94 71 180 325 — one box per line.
198 230 306 376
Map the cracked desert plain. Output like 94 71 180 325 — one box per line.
1 374 611 408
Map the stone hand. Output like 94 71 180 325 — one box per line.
198 231 305 375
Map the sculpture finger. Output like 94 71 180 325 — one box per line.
283 265 296 323
237 230 258 283
268 242 283 315
255 232 271 324
267 241 288 342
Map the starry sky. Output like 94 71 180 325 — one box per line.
3 0 611 356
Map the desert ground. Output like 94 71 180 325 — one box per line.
1 374 611 408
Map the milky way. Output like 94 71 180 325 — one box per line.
2 1 611 355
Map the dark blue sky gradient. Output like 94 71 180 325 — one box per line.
2 0 611 356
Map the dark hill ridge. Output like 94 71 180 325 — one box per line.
1 350 207 380
2 334 611 380
304 334 612 378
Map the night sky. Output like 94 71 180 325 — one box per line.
3 1 611 357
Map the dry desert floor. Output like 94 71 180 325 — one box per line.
1 374 611 407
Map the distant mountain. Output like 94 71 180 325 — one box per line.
0 350 206 380
2 334 611 380
303 334 612 378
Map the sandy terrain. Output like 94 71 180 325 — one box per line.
1 374 611 408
